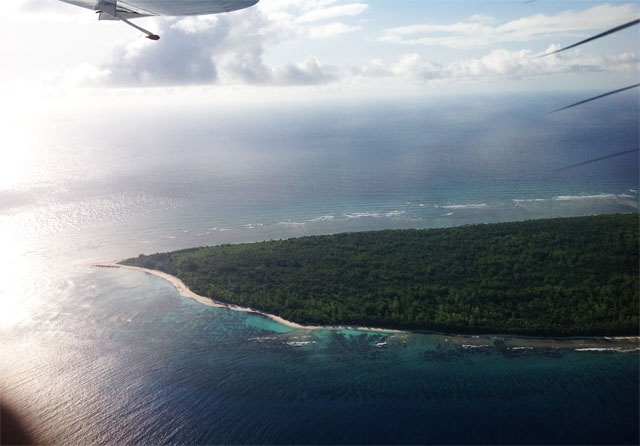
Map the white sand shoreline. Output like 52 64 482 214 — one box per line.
93 262 404 334
92 262 639 349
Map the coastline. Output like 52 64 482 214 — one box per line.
93 262 639 350
93 262 402 334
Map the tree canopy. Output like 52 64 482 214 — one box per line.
122 214 639 336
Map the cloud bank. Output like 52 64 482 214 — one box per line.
379 3 638 49
55 1 638 90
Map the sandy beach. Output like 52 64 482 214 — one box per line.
93 262 403 334
93 262 639 351
95 262 311 329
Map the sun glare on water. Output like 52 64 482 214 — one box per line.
0 106 41 190
0 103 46 328
0 220 36 329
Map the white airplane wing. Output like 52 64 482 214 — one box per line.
58 0 259 39
120 0 259 16
58 0 259 16
59 0 152 19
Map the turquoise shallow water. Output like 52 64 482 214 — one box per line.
0 95 638 444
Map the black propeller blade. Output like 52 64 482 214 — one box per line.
538 18 639 57
555 148 639 172
548 84 640 114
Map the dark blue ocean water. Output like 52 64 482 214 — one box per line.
0 93 638 444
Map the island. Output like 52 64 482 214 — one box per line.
120 214 639 337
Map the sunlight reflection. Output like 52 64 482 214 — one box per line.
0 221 35 329
0 114 40 191
0 203 58 330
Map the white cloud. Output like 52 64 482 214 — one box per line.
8 0 88 21
171 16 220 34
223 46 273 84
56 0 370 88
309 22 361 39
357 48 638 85
379 3 638 49
17 0 67 13
80 18 224 86
257 0 367 40
274 57 338 85
298 3 368 23
70 6 340 88
389 54 444 80
30 1 638 95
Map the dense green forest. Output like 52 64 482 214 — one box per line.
122 214 639 336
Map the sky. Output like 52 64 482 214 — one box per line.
0 0 638 110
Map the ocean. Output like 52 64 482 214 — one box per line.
0 92 638 444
